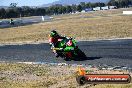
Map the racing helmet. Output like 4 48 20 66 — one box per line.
50 30 58 37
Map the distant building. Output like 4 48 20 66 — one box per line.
75 11 80 13
128 4 132 7
85 8 93 12
101 6 109 10
109 6 117 9
42 16 53 21
81 10 86 13
93 7 101 11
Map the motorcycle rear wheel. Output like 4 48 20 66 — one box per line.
74 48 86 60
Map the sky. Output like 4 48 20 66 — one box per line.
0 0 58 6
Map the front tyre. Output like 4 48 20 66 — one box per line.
76 76 86 85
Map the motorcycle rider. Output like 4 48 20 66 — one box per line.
49 30 65 57
10 19 14 25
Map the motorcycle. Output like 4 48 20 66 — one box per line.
49 37 86 61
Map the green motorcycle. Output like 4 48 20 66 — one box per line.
51 37 86 61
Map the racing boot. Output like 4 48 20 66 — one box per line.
55 52 59 58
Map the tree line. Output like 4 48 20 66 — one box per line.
0 0 132 19
108 0 132 8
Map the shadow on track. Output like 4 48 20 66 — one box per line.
86 57 102 60
73 57 102 61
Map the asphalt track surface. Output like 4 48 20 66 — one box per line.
0 16 42 28
0 39 132 67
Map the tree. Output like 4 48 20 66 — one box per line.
61 6 66 14
108 0 131 8
71 4 77 13
94 2 105 7
77 4 82 12
58 6 67 14
10 3 17 8
0 8 6 18
45 7 51 15
66 6 72 13
86 2 92 8
6 8 18 18
35 8 46 16
100 3 105 7
21 6 32 16
80 2 86 9
91 3 97 8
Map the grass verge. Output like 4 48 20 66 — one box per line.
0 8 132 44
0 62 132 88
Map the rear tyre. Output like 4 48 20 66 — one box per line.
74 49 86 61
64 57 71 61
77 49 86 58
